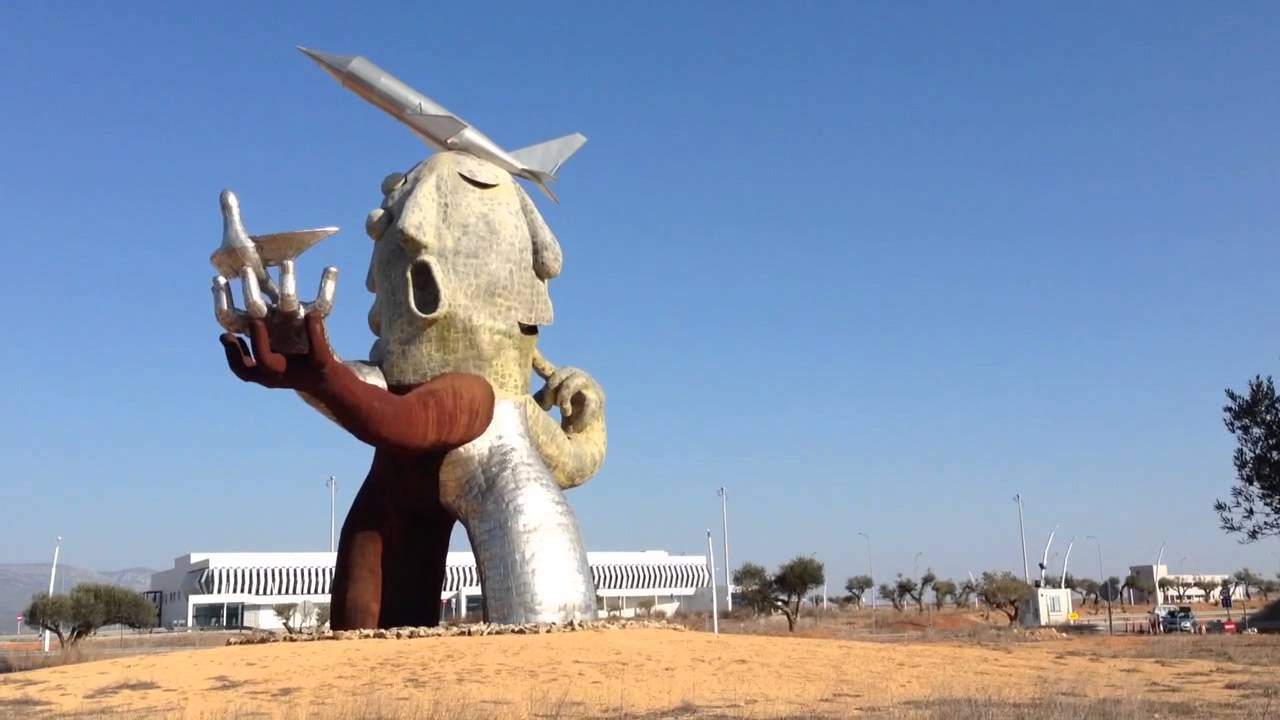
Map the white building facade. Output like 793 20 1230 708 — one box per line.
1126 565 1246 605
149 550 711 630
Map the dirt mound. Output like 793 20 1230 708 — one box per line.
1 628 1272 718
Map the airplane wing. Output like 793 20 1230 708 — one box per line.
252 228 339 265
404 112 468 143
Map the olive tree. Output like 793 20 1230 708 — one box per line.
273 603 301 634
732 563 774 615
976 571 1030 624
771 557 825 631
1216 375 1280 540
731 558 824 631
844 575 874 609
932 579 957 610
24 583 157 650
892 575 918 613
911 570 937 614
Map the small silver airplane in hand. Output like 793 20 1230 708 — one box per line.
210 189 338 345
299 47 587 203
210 189 337 302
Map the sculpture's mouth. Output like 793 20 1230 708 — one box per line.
406 257 442 318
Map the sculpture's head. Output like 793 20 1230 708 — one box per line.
363 151 563 396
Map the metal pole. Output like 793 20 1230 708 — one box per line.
718 487 731 612
1087 535 1113 635
1155 542 1166 605
1014 494 1029 583
43 536 62 653
858 531 874 629
326 476 337 553
1061 537 1075 589
706 529 719 635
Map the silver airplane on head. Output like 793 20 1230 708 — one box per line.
210 189 338 301
298 46 587 203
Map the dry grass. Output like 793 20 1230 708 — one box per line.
0 693 1273 720
1060 634 1280 665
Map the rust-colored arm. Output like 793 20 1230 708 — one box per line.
220 313 493 454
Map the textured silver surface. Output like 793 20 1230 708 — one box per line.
440 399 597 624
298 47 586 202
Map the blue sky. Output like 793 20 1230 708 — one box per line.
2 2 1279 589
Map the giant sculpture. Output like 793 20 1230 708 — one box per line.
208 49 606 629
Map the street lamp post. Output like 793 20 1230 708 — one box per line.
1154 542 1166 606
43 536 62 653
1013 494 1030 583
858 531 874 629
1087 535 1113 635
717 487 732 613
326 476 337 553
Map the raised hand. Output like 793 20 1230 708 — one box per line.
212 259 337 354
534 363 605 434
220 312 336 391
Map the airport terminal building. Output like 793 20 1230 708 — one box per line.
148 551 713 630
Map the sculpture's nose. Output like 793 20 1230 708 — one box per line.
396 212 430 254
395 176 437 255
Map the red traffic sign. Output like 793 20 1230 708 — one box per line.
1223 621 1237 634
15 615 22 621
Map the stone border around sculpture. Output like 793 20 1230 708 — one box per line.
225 619 687 645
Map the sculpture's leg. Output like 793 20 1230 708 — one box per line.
330 451 454 629
440 399 597 625
377 458 454 627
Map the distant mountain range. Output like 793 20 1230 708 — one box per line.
0 564 155 628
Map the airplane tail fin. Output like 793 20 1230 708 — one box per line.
510 133 588 180
528 173 560 204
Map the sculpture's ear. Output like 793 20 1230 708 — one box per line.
519 187 562 281
516 186 559 326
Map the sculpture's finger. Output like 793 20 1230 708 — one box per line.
310 266 338 317
531 349 557 381
212 276 247 333
537 368 570 412
219 333 257 382
556 375 591 420
278 260 300 316
240 268 268 319
572 385 601 428
304 312 334 368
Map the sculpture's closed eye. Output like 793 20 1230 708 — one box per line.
458 171 498 190
455 154 505 189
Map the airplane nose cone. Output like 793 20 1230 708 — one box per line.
297 46 356 78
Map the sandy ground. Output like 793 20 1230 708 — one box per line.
0 628 1273 718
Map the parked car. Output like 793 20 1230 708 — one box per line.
1161 607 1199 633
